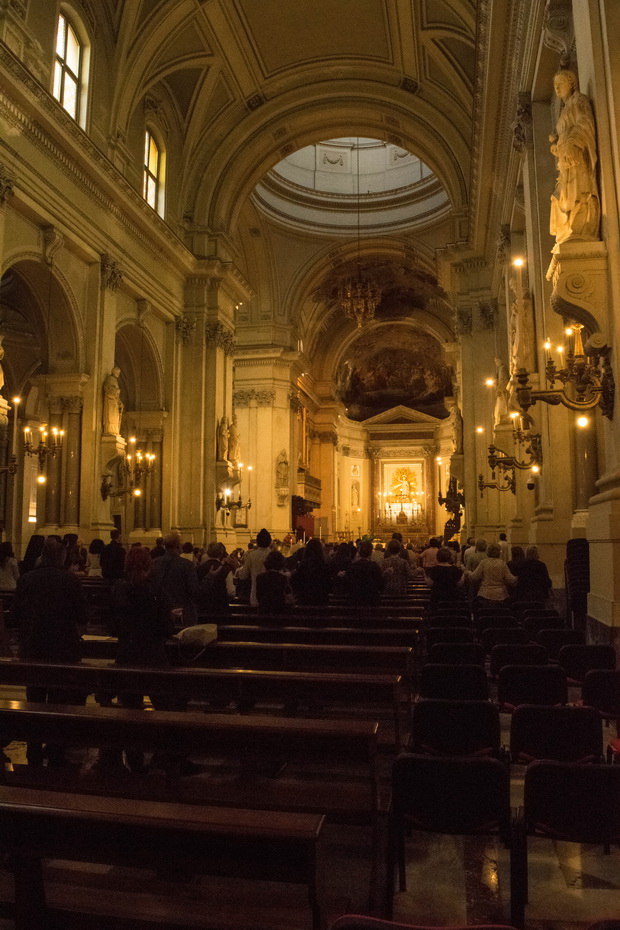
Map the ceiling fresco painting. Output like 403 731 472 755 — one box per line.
335 324 453 421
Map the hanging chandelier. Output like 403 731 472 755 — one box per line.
337 139 382 328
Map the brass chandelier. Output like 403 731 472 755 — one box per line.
337 140 382 328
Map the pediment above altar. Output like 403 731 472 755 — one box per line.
361 405 444 427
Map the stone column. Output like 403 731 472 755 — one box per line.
0 398 9 537
43 397 63 530
62 395 83 529
0 164 15 271
146 429 163 533
571 418 598 530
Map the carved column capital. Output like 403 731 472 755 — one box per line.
233 389 275 407
0 164 15 206
454 307 472 336
175 314 196 345
59 395 83 414
478 298 497 329
205 321 235 356
512 93 533 152
288 389 303 412
100 254 123 292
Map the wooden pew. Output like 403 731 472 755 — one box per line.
0 700 382 821
0 784 325 930
212 625 420 648
0 660 407 749
207 611 425 630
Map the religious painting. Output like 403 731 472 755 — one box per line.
335 324 452 420
380 461 425 527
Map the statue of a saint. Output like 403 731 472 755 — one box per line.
550 70 600 244
217 416 229 461
509 283 536 374
351 481 360 509
227 414 241 465
102 366 123 435
493 358 509 426
449 400 463 454
276 450 289 485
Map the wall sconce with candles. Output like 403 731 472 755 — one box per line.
478 467 516 497
24 419 64 484
515 323 614 420
486 412 543 474
100 436 155 501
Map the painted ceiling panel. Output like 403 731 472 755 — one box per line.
235 0 391 75
157 22 213 62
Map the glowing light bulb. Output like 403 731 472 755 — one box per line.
485 378 494 387
37 474 46 484
566 327 574 337
577 416 589 428
531 465 540 474
476 426 484 434
544 340 551 351
513 257 524 267
133 488 141 497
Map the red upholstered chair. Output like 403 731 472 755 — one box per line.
409 698 501 758
511 761 620 928
496 664 567 713
558 644 616 686
535 628 585 662
330 917 520 930
418 663 489 701
424 627 474 651
387 754 511 919
427 642 485 666
481 627 530 656
509 704 603 765
582 669 620 762
489 644 548 680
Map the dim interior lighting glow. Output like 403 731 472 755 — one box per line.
36 474 46 484
531 464 540 474
577 416 589 428
513 257 524 267
544 340 551 351
485 378 494 387
476 426 484 434
510 411 518 419
566 327 574 337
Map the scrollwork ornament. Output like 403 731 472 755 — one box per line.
233 389 275 408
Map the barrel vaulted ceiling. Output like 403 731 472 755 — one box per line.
96 0 527 257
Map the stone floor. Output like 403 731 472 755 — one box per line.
0 684 618 928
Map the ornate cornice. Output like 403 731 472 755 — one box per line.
100 254 123 292
0 163 15 205
205 322 235 355
233 389 275 407
0 45 187 264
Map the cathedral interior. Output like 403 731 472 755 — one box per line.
2 3 620 928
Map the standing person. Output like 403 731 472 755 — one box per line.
150 537 165 560
381 539 412 595
0 541 19 590
345 540 385 605
512 545 553 605
497 532 510 563
466 544 516 607
11 538 87 764
256 550 291 617
235 528 272 607
86 538 105 577
291 537 332 606
425 546 465 614
197 542 237 615
464 538 488 571
149 531 199 627
100 528 126 581
420 537 441 571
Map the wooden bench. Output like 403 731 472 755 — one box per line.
206 611 425 630
0 700 382 821
0 660 407 749
0 784 325 930
214 625 421 648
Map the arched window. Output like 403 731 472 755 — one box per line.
143 129 165 215
53 12 83 121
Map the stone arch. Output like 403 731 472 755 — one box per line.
114 321 163 413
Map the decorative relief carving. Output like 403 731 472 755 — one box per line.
543 0 574 67
1 0 27 19
400 77 419 94
233 389 275 407
478 298 497 329
317 430 338 446
205 322 235 356
59 395 83 414
341 445 350 457
512 93 533 152
496 225 511 265
144 94 169 134
100 254 123 292
246 94 265 111
288 389 303 413
0 164 14 205
454 308 472 336
175 315 196 345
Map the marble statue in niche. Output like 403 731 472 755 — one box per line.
550 69 600 244
217 415 229 461
102 366 123 435
227 413 241 465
